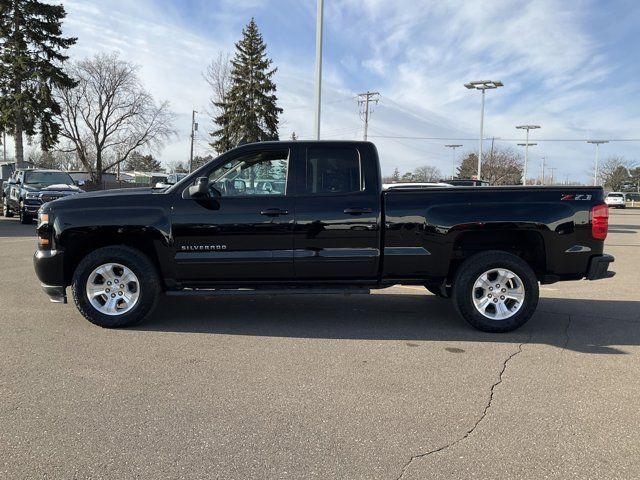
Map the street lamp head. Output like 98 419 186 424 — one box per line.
445 144 463 148
516 125 540 130
464 80 504 90
517 143 537 146
587 140 609 145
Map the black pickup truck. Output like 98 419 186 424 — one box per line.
3 169 83 223
33 141 614 332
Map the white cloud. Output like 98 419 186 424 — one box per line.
5 0 638 184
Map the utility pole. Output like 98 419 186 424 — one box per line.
516 125 541 185
564 174 569 185
189 110 198 172
464 80 504 180
2 132 6 163
313 0 324 140
357 91 380 141
549 167 557 185
540 157 546 185
445 144 463 179
587 140 609 186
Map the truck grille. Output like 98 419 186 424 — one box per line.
41 194 62 203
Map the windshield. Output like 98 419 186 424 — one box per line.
607 193 624 198
25 171 74 186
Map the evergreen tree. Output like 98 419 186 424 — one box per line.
211 19 282 153
391 167 401 182
0 0 77 168
125 152 162 172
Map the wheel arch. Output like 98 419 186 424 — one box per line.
60 227 166 287
448 228 547 282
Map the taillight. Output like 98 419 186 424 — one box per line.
591 204 609 240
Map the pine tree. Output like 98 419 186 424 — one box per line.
211 19 282 153
125 152 162 172
0 0 77 168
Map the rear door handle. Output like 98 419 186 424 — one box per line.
343 207 372 215
260 208 289 216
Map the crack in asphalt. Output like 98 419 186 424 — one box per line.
394 341 527 480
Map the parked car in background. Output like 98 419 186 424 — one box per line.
605 192 626 209
383 182 454 189
3 169 84 224
447 179 490 187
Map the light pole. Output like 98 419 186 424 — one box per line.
464 80 503 180
517 142 537 185
516 125 540 185
445 144 462 179
540 156 546 185
587 140 609 186
189 110 198 172
313 0 324 140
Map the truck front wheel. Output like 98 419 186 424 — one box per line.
71 246 161 328
452 251 539 332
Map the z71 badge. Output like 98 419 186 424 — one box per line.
561 194 592 201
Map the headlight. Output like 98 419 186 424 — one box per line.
37 212 49 227
26 192 40 199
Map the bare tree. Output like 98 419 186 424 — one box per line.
203 52 233 154
55 52 175 184
204 52 232 107
412 165 442 182
598 156 635 191
457 147 523 185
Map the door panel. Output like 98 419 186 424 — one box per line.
171 147 294 282
171 196 294 281
292 145 381 279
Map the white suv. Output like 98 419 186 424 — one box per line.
605 192 626 209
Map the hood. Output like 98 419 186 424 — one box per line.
24 183 81 193
73 187 155 199
41 186 164 212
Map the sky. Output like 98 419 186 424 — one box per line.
19 0 640 182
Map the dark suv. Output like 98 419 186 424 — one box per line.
2 169 83 224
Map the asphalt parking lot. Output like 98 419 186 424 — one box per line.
1 210 639 479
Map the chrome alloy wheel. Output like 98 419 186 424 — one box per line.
86 263 140 316
472 268 525 320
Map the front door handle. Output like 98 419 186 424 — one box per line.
343 207 372 215
260 208 289 216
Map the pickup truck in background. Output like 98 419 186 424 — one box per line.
3 169 83 224
33 141 614 332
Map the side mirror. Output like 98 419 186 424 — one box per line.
76 180 85 187
187 177 209 198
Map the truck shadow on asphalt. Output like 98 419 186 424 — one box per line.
138 294 640 355
0 217 36 237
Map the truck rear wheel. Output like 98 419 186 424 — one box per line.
452 251 539 332
71 246 161 328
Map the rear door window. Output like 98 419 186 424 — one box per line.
304 147 362 194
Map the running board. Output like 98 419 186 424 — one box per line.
166 287 371 297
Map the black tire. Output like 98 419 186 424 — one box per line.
452 250 539 333
425 284 451 298
71 245 161 328
2 200 13 218
19 201 32 224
